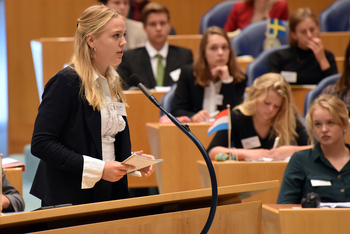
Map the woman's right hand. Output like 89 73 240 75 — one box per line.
307 38 330 71
191 110 211 123
102 161 135 182
242 149 271 161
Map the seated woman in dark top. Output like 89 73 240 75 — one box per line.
323 41 350 114
171 26 246 123
207 73 311 161
268 8 337 85
278 94 350 204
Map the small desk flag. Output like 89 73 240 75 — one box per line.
268 18 287 37
207 109 229 137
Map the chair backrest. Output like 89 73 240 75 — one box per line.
303 73 341 116
245 44 289 87
319 0 350 32
199 1 235 34
160 83 178 116
230 20 289 58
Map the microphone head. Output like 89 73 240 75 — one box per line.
128 74 141 87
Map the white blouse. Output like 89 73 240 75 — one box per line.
81 74 126 189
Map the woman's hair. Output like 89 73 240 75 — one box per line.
193 26 245 87
305 94 349 145
334 41 350 93
235 73 299 146
289 8 318 46
70 4 126 111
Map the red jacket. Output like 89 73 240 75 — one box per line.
224 1 289 32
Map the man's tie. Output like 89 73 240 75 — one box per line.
156 54 164 86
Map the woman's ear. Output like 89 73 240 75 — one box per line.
86 34 95 49
290 31 297 42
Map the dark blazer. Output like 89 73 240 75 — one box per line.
117 45 193 89
30 67 131 206
171 64 247 118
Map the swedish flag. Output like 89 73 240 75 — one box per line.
268 18 287 37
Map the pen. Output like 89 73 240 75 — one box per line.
272 137 280 148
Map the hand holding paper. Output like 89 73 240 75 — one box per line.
122 150 161 177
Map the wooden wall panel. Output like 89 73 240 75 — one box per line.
6 0 96 153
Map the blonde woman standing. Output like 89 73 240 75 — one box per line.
30 5 154 207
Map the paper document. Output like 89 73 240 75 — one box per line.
122 153 163 174
319 202 350 208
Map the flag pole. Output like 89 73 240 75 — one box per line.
227 105 232 160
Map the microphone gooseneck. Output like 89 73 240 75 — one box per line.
128 74 161 107
128 75 218 234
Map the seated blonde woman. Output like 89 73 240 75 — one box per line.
278 94 350 204
207 73 311 161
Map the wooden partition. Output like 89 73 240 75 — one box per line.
263 204 350 234
146 123 214 193
198 161 287 205
320 32 350 73
3 167 23 195
0 181 279 234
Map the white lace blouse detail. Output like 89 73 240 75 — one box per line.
100 76 126 162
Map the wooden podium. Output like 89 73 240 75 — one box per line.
0 181 278 234
197 161 288 204
146 122 214 193
262 204 350 234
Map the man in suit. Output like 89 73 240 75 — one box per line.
118 2 193 89
98 0 148 51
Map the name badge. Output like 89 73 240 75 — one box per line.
241 136 261 149
115 102 127 116
170 68 181 82
281 71 297 83
310 179 332 187
215 94 224 106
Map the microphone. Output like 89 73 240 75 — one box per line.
128 74 161 108
128 74 218 234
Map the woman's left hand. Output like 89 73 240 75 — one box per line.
211 65 231 82
133 150 155 177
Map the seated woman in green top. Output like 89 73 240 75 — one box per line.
278 94 350 204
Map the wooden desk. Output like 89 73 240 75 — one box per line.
146 122 214 193
3 168 23 196
124 90 167 188
198 161 288 205
262 204 350 234
0 181 279 234
290 85 315 115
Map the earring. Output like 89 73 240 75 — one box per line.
93 48 96 51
